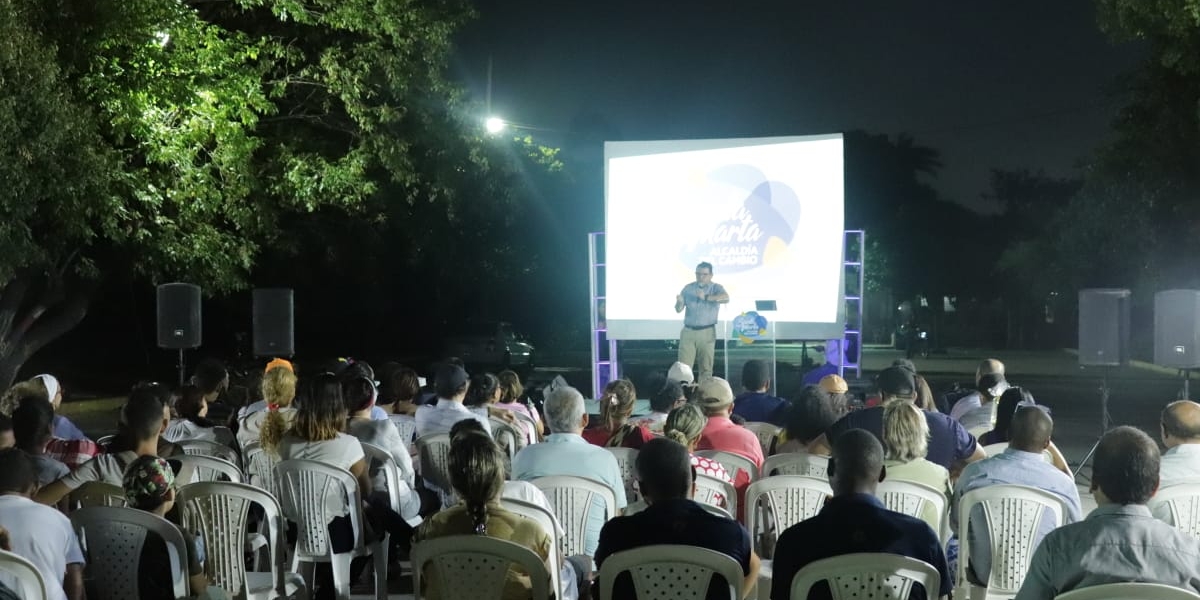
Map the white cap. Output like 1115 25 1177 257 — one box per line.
667 362 695 384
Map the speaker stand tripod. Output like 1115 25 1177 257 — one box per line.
176 348 187 387
1074 367 1112 483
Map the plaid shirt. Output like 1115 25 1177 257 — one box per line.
44 437 101 471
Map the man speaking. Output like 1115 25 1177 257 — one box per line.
674 261 729 381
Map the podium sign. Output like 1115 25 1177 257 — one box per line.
725 309 777 394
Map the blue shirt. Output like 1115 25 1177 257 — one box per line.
826 406 977 470
680 282 727 327
952 448 1082 586
733 391 787 425
770 493 950 600
1015 504 1200 600
596 498 751 600
801 363 839 386
52 414 88 441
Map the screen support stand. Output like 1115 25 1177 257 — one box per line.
1074 366 1112 484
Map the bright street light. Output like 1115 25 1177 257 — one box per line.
485 116 505 134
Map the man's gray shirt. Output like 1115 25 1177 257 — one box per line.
679 281 726 327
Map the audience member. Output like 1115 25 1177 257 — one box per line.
1159 400 1200 487
667 361 697 401
770 429 950 600
634 379 686 433
494 370 544 442
583 379 653 449
1015 426 1200 599
813 366 984 474
236 358 294 423
415 364 491 438
464 373 504 425
696 377 764 469
240 362 298 448
511 385 626 558
978 386 1036 445
334 358 389 420
0 525 24 600
0 374 87 441
957 372 1006 433
122 455 224 600
881 400 950 525
11 398 69 487
663 404 732 484
380 365 422 416
801 339 844 386
817 374 849 404
164 384 228 443
449 419 555 519
772 385 846 455
953 406 1081 586
949 359 1006 421
0 448 85 600
596 437 760 600
0 415 12 449
732 359 787 425
343 374 421 523
191 358 234 425
37 386 171 505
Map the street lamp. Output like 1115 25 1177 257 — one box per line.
485 116 506 135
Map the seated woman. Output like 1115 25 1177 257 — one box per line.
238 363 298 447
980 387 1071 474
633 379 686 433
771 385 847 455
380 365 422 416
415 428 579 600
494 370 544 443
164 385 228 444
582 379 653 449
0 374 88 441
342 374 422 523
123 455 226 600
881 400 952 523
662 404 732 485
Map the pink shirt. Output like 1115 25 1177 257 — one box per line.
697 415 765 468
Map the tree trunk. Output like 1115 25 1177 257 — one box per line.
0 274 91 390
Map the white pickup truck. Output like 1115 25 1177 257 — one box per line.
443 321 535 371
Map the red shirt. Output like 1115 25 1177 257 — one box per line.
581 424 655 449
697 416 765 468
44 437 100 471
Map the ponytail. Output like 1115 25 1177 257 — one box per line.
467 500 489 535
599 379 637 434
259 408 288 456
664 429 691 447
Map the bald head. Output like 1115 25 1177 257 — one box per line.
1161 400 1200 446
975 359 1005 385
829 429 885 495
1009 406 1053 452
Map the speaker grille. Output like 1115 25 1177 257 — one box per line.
157 283 202 349
1078 288 1130 366
253 288 294 357
1155 290 1200 369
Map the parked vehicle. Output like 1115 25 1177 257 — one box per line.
444 321 535 370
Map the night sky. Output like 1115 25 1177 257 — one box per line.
452 0 1143 213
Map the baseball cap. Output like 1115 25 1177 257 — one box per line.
435 363 470 396
819 374 849 394
876 366 916 397
695 377 734 409
123 455 176 509
667 362 695 385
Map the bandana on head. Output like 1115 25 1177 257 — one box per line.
123 456 176 507
264 358 293 374
35 374 59 404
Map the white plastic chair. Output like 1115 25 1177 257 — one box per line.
1149 482 1200 537
416 433 457 508
71 481 128 508
500 498 565 598
412 535 553 600
743 422 781 457
762 452 830 478
745 476 832 556
490 418 527 475
242 441 280 499
876 479 949 542
603 447 641 503
1053 582 1200 600
177 438 241 464
0 548 48 600
389 414 418 444
174 453 244 484
361 441 419 531
957 484 1070 600
694 473 739 518
789 553 941 600
982 443 1008 457
598 544 744 600
177 481 308 600
697 449 759 483
531 475 618 559
274 460 387 600
70 506 191 600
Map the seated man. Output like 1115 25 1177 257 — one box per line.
1159 400 1200 487
595 437 759 600
511 385 627 560
1016 426 1200 598
952 406 1081 586
0 449 85 600
732 359 787 426
771 429 950 600
414 364 491 438
696 377 764 470
949 358 1006 421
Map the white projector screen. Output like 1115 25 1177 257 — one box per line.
604 134 845 340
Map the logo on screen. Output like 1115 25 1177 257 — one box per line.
681 165 801 273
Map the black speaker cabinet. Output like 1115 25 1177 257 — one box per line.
1078 288 1131 366
1155 290 1200 369
157 283 202 349
253 288 295 357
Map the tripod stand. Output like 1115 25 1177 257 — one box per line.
1074 367 1112 482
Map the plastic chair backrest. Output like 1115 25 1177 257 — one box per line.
1149 482 1200 537
598 544 744 600
178 481 286 599
789 553 941 600
957 484 1068 596
743 422 781 457
360 442 404 514
177 439 240 464
71 481 128 508
696 449 759 483
416 433 457 508
389 414 418 444
1053 582 1200 600
876 479 949 542
498 498 564 597
242 441 280 498
174 454 244 484
603 447 641 503
70 506 190 600
745 475 832 556
489 418 526 461
273 459 365 560
693 473 738 517
0 548 48 600
412 535 552 600
982 443 1008 457
622 499 733 520
762 453 830 478
531 475 617 559
212 426 238 449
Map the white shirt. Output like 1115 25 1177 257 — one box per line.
0 495 85 600
950 392 982 421
60 451 139 489
237 407 297 447
415 399 492 438
346 418 420 521
278 433 366 518
1160 443 1200 488
163 419 218 443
